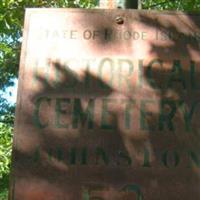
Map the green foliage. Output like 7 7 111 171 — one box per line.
142 0 200 11
0 122 13 179
0 121 13 200
0 95 15 125
0 174 9 200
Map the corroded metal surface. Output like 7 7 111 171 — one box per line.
10 8 200 200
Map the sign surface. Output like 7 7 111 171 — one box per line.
10 9 200 200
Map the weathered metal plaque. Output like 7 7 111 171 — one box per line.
10 8 200 199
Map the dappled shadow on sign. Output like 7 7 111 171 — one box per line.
11 10 200 200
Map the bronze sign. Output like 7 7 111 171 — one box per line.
10 8 200 199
